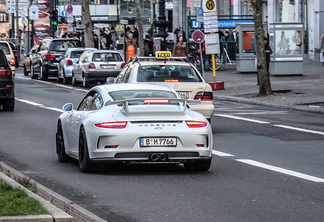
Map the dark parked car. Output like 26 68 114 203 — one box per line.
30 38 83 80
0 48 14 111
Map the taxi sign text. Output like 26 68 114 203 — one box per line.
155 51 172 59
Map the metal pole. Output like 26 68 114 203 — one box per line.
199 42 204 77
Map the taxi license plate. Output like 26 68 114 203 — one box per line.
178 92 189 99
140 138 177 147
101 65 116 69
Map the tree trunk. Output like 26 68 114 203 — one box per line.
135 0 144 56
251 0 272 95
81 0 94 48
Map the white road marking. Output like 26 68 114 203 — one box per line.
16 98 63 113
214 114 271 124
212 150 234 157
16 76 88 92
236 159 324 183
273 124 324 136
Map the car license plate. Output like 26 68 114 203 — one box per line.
140 138 177 147
101 65 116 69
178 92 189 99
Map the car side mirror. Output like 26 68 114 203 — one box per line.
62 103 74 112
106 77 115 84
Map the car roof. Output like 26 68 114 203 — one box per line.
68 47 97 51
128 59 193 67
95 83 175 93
93 50 121 53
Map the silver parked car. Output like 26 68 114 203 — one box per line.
56 83 213 173
71 50 125 87
58 47 97 84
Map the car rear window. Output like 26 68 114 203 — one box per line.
0 43 11 55
49 40 83 52
137 65 203 82
92 53 123 62
70 51 85 58
0 49 9 66
109 90 177 101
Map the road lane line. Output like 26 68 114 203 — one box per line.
273 124 324 136
237 159 324 183
214 114 271 124
16 98 63 113
212 150 234 157
215 114 324 136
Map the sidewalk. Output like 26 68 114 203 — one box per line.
203 59 324 114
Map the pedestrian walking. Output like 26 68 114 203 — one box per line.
123 32 137 62
172 36 188 57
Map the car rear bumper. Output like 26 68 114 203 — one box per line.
190 103 215 119
88 70 120 80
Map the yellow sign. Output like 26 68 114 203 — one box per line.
206 0 215 10
155 51 172 59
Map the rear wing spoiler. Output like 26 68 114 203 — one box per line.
104 98 201 115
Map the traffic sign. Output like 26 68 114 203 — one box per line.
191 20 202 29
29 5 38 20
62 10 68 17
67 5 73 13
192 30 204 43
198 8 204 16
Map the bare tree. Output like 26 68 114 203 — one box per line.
135 0 144 56
81 0 94 48
251 0 272 95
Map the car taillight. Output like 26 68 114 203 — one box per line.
14 51 18 56
0 67 12 76
88 63 96 69
66 60 73 66
143 99 170 103
10 58 15 66
45 53 56 59
121 63 126 69
95 122 127 128
194 92 213 100
186 121 207 128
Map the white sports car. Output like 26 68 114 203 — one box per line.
56 83 213 173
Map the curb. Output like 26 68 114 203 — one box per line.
0 162 107 222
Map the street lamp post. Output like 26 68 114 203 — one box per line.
154 0 168 51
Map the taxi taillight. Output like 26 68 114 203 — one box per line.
10 58 15 67
121 63 126 69
194 92 213 100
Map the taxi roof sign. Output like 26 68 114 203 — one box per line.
155 51 172 59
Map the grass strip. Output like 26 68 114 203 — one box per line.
0 178 49 216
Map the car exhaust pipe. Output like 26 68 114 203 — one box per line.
150 153 168 162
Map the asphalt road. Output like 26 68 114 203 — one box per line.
0 68 324 222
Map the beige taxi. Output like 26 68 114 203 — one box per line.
0 41 16 75
110 52 215 121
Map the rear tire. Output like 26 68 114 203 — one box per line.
23 65 28 76
30 64 37 79
82 74 89 88
2 96 15 111
56 121 71 162
40 65 48 80
71 73 77 86
184 158 212 171
79 127 93 173
62 70 69 84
